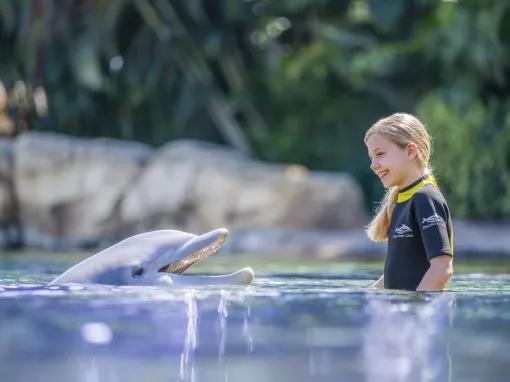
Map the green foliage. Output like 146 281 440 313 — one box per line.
418 86 510 220
0 0 509 219
415 0 510 219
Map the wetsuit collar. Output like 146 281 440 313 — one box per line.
397 174 438 203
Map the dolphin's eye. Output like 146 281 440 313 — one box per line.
132 265 144 277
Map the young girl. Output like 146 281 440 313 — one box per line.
365 113 453 291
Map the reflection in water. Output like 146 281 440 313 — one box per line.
178 291 254 381
363 293 455 382
81 322 113 345
218 292 229 382
180 292 198 381
80 323 115 382
218 292 229 362
308 345 334 377
243 305 253 353
80 355 122 382
83 357 99 382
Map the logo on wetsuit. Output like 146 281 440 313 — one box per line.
393 224 414 238
421 213 445 230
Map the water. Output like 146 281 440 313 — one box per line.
1 253 509 382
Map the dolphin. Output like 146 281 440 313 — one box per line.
49 228 254 286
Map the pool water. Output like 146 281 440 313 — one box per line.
1 253 509 382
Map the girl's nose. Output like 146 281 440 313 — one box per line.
370 159 379 171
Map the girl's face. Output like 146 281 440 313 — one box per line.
365 133 419 189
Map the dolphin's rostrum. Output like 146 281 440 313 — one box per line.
49 228 254 286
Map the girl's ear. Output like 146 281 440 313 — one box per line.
407 142 418 160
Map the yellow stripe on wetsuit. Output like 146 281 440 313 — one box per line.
397 175 439 203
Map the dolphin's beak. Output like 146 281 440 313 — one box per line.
168 267 254 285
159 228 229 274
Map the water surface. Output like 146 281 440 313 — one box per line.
1 253 509 382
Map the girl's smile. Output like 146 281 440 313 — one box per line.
378 169 389 179
365 133 424 190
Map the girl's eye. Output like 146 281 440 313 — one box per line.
375 152 383 157
132 265 144 277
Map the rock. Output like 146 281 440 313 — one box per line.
224 228 385 259
119 141 219 232
221 221 510 261
6 132 510 260
0 138 13 225
10 133 366 249
14 132 153 247
0 138 22 248
121 140 366 233
193 164 364 230
0 138 19 246
453 220 510 258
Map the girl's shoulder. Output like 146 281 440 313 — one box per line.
412 183 449 208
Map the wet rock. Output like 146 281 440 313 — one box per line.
14 132 152 247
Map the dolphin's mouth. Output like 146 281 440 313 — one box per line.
158 231 228 274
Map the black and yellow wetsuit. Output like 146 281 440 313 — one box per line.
385 175 453 291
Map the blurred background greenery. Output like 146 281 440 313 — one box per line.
1 0 509 219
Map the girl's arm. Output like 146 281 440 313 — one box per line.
370 274 384 289
416 255 453 291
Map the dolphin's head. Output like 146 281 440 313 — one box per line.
128 228 243 285
50 228 254 286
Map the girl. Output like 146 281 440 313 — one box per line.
365 113 453 291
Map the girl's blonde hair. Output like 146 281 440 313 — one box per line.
364 113 432 242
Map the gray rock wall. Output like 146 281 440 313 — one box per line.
0 139 13 225
14 133 153 247
4 132 367 249
121 140 366 233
